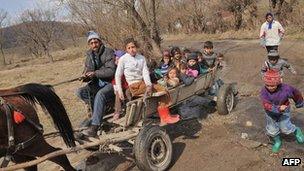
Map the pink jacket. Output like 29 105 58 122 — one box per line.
186 68 198 78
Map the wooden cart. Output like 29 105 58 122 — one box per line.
2 69 238 171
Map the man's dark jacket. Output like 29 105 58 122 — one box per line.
83 45 115 91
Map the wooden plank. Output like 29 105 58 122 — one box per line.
112 117 126 126
125 103 136 127
176 81 197 102
168 87 180 104
123 72 216 123
1 130 138 171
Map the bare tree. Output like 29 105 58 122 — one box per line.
0 9 8 66
65 0 162 58
222 0 257 30
16 8 61 62
269 0 299 24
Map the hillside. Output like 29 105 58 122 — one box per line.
0 21 83 49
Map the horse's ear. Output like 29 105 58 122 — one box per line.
44 85 55 92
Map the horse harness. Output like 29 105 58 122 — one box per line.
0 96 44 168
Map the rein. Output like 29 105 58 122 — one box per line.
0 76 85 100
0 97 43 168
50 76 85 87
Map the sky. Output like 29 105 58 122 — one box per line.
0 0 68 22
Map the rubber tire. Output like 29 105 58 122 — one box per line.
217 84 235 115
134 125 173 171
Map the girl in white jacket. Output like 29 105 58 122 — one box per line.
260 13 285 53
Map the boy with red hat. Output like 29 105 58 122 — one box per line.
260 70 304 153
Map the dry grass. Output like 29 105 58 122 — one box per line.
163 27 304 42
163 29 259 42
0 46 88 132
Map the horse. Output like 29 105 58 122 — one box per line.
0 83 76 171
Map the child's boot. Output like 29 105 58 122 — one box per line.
272 135 282 153
294 127 304 144
157 106 180 126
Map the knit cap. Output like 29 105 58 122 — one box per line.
87 31 101 43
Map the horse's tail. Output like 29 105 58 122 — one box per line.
17 83 76 147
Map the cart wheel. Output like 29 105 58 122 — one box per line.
134 125 172 171
217 84 235 115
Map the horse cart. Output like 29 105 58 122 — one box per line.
1 68 237 171
76 68 238 171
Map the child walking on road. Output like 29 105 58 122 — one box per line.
261 50 296 76
260 70 304 153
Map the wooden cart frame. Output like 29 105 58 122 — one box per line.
3 69 238 171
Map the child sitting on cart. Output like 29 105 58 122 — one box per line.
172 53 183 70
179 63 195 86
115 38 180 125
260 70 304 153
203 41 218 67
182 48 191 62
261 50 296 76
186 53 200 78
170 46 182 59
157 67 180 89
202 41 224 95
112 50 131 120
154 50 172 78
196 51 203 63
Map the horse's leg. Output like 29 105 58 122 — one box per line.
12 154 37 171
23 139 76 171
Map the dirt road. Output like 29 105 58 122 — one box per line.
1 39 304 170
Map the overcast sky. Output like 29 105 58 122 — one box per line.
0 0 68 21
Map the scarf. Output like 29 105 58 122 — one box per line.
268 20 274 30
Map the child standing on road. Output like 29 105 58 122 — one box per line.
261 50 296 76
115 38 180 125
260 70 304 153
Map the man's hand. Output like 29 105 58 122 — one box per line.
292 70 297 75
146 85 153 96
85 71 96 78
279 105 288 112
81 74 91 82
